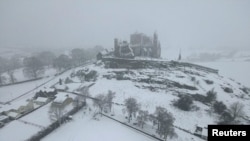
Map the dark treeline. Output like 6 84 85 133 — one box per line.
0 46 104 85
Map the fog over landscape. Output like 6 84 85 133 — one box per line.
1 0 250 51
0 1 250 141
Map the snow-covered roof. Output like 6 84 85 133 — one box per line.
7 111 19 118
54 93 69 104
54 84 67 90
0 115 8 121
42 87 55 93
35 97 48 103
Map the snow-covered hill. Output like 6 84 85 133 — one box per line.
83 61 250 135
1 60 249 141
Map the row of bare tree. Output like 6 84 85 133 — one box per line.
93 95 176 141
0 46 104 85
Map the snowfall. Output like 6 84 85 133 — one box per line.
0 60 250 141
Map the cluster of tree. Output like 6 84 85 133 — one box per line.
0 56 22 84
152 107 177 140
0 46 104 83
93 90 116 114
215 101 245 124
175 89 217 111
174 95 193 111
74 69 98 82
49 105 65 125
123 97 176 140
74 87 91 109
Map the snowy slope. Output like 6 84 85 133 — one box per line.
84 62 250 133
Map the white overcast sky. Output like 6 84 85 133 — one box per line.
0 0 250 51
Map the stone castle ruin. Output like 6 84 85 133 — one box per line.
114 32 161 58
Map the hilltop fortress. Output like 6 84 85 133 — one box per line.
114 32 161 58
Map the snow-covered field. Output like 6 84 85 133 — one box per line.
197 61 250 87
0 120 42 141
0 77 53 103
1 67 57 85
42 108 156 141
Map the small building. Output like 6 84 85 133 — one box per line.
52 93 73 109
0 115 10 123
17 101 34 114
96 49 113 60
54 84 68 91
34 87 57 99
194 125 208 139
34 97 50 105
6 111 20 119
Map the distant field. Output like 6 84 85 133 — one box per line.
197 61 250 87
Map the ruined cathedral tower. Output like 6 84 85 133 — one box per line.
152 32 161 58
114 32 161 58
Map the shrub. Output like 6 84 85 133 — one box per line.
192 94 206 103
65 77 73 84
206 89 217 103
191 77 196 82
204 79 213 85
240 87 249 94
223 87 233 93
85 70 98 81
173 82 198 90
174 95 193 111
218 111 234 125
213 101 227 114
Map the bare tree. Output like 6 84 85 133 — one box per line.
53 54 72 72
154 107 176 141
124 97 140 123
7 71 16 84
93 94 106 115
49 105 65 125
71 48 85 66
73 96 85 110
37 51 56 67
229 102 244 121
0 57 7 85
23 56 44 79
154 106 166 130
105 90 116 113
78 87 90 103
6 56 21 83
136 110 148 129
